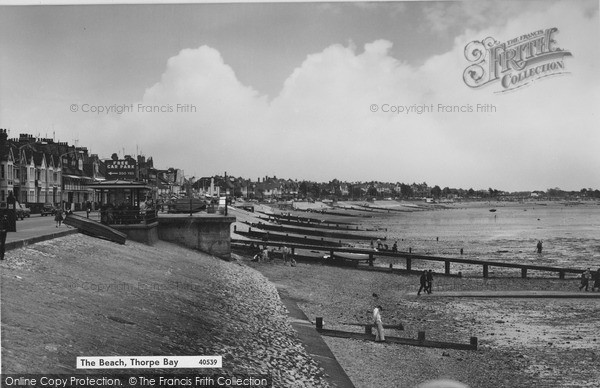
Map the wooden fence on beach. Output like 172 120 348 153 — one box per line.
232 239 587 279
314 317 478 351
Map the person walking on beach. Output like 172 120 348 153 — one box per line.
261 247 269 262
54 208 64 227
282 245 290 263
426 269 434 294
579 268 591 291
592 268 600 292
0 215 9 260
417 270 428 295
373 305 385 342
536 240 543 254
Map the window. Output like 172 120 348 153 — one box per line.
1 164 4 179
1 190 4 202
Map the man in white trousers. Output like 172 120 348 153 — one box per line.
373 305 385 342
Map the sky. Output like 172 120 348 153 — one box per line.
0 0 598 192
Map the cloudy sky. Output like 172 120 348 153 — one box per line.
0 0 598 191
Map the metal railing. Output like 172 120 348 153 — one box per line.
96 208 159 225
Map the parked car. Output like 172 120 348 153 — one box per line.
41 203 57 216
15 201 31 220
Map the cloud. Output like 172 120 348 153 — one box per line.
94 0 598 190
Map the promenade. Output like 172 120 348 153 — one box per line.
4 213 81 251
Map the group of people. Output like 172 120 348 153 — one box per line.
418 269 434 295
579 268 600 292
370 239 398 252
250 243 296 266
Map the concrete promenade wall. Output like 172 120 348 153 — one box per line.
112 222 159 245
157 214 236 259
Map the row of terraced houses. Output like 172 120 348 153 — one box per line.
0 129 188 212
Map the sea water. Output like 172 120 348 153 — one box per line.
355 201 600 276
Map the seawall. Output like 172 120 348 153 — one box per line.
157 214 236 259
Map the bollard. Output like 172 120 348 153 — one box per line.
521 268 528 278
365 325 372 335
445 260 450 275
409 247 412 253
234 225 237 232
316 317 323 329
418 331 426 342
483 264 489 278
460 248 464 255
369 253 374 266
406 258 412 271
389 263 393 270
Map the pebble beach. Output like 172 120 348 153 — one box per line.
0 234 330 388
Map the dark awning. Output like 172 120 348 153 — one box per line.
87 179 152 190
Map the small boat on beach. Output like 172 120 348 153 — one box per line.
323 252 373 265
489 209 497 212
